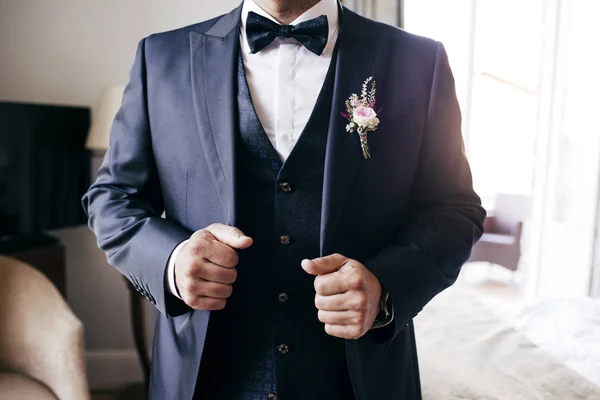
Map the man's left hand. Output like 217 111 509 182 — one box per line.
301 254 382 339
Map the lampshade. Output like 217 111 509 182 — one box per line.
86 85 125 151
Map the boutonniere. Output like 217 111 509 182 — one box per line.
340 77 381 159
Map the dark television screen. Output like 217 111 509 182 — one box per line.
0 101 90 237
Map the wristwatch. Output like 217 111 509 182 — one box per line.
371 288 394 329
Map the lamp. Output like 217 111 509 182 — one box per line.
86 86 125 152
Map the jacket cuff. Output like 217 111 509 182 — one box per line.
365 244 449 345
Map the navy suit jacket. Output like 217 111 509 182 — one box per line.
83 3 485 399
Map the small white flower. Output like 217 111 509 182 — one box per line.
346 123 355 132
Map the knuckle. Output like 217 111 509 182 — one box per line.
183 294 198 308
314 295 324 309
190 231 202 241
354 295 368 310
197 298 210 309
186 242 201 255
232 251 240 266
180 279 194 295
213 299 227 310
196 298 211 310
349 274 363 290
314 279 323 293
351 314 363 326
223 284 233 298
227 268 238 284
180 243 195 259
179 260 190 275
357 314 367 326
228 226 242 236
224 250 239 267
193 296 223 310
190 230 206 242
198 230 213 242
317 310 326 323
350 326 362 338
184 261 199 277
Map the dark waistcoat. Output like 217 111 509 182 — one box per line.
193 44 355 400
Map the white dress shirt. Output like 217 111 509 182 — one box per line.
240 0 339 161
167 0 340 299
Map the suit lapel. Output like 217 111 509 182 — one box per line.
189 4 386 255
320 7 387 255
190 5 242 227
185 9 243 400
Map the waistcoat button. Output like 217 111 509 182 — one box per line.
279 235 291 245
279 181 292 193
267 394 277 400
278 292 288 303
277 344 290 354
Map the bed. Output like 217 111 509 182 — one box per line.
414 286 600 400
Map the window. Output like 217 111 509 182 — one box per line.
405 0 545 204
405 0 600 297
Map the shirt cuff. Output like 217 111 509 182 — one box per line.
166 239 189 300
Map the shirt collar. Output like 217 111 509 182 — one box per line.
240 0 340 55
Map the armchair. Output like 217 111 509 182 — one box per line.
468 194 531 271
0 256 90 400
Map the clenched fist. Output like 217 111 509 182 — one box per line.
302 254 382 339
175 223 253 311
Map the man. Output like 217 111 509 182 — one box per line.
83 0 485 399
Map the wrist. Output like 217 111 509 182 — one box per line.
166 239 189 300
377 288 391 320
371 286 394 329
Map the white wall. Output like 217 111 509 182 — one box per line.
0 0 240 390
0 0 241 107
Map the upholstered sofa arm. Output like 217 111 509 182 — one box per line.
0 256 90 400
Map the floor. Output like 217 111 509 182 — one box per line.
456 261 523 314
91 383 146 400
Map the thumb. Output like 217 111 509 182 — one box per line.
301 253 348 276
205 223 253 249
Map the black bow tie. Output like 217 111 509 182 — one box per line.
245 11 329 55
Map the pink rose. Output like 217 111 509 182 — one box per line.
352 106 380 130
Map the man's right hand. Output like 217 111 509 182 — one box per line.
174 223 253 311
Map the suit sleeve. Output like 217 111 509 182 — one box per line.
365 42 486 344
82 38 192 318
